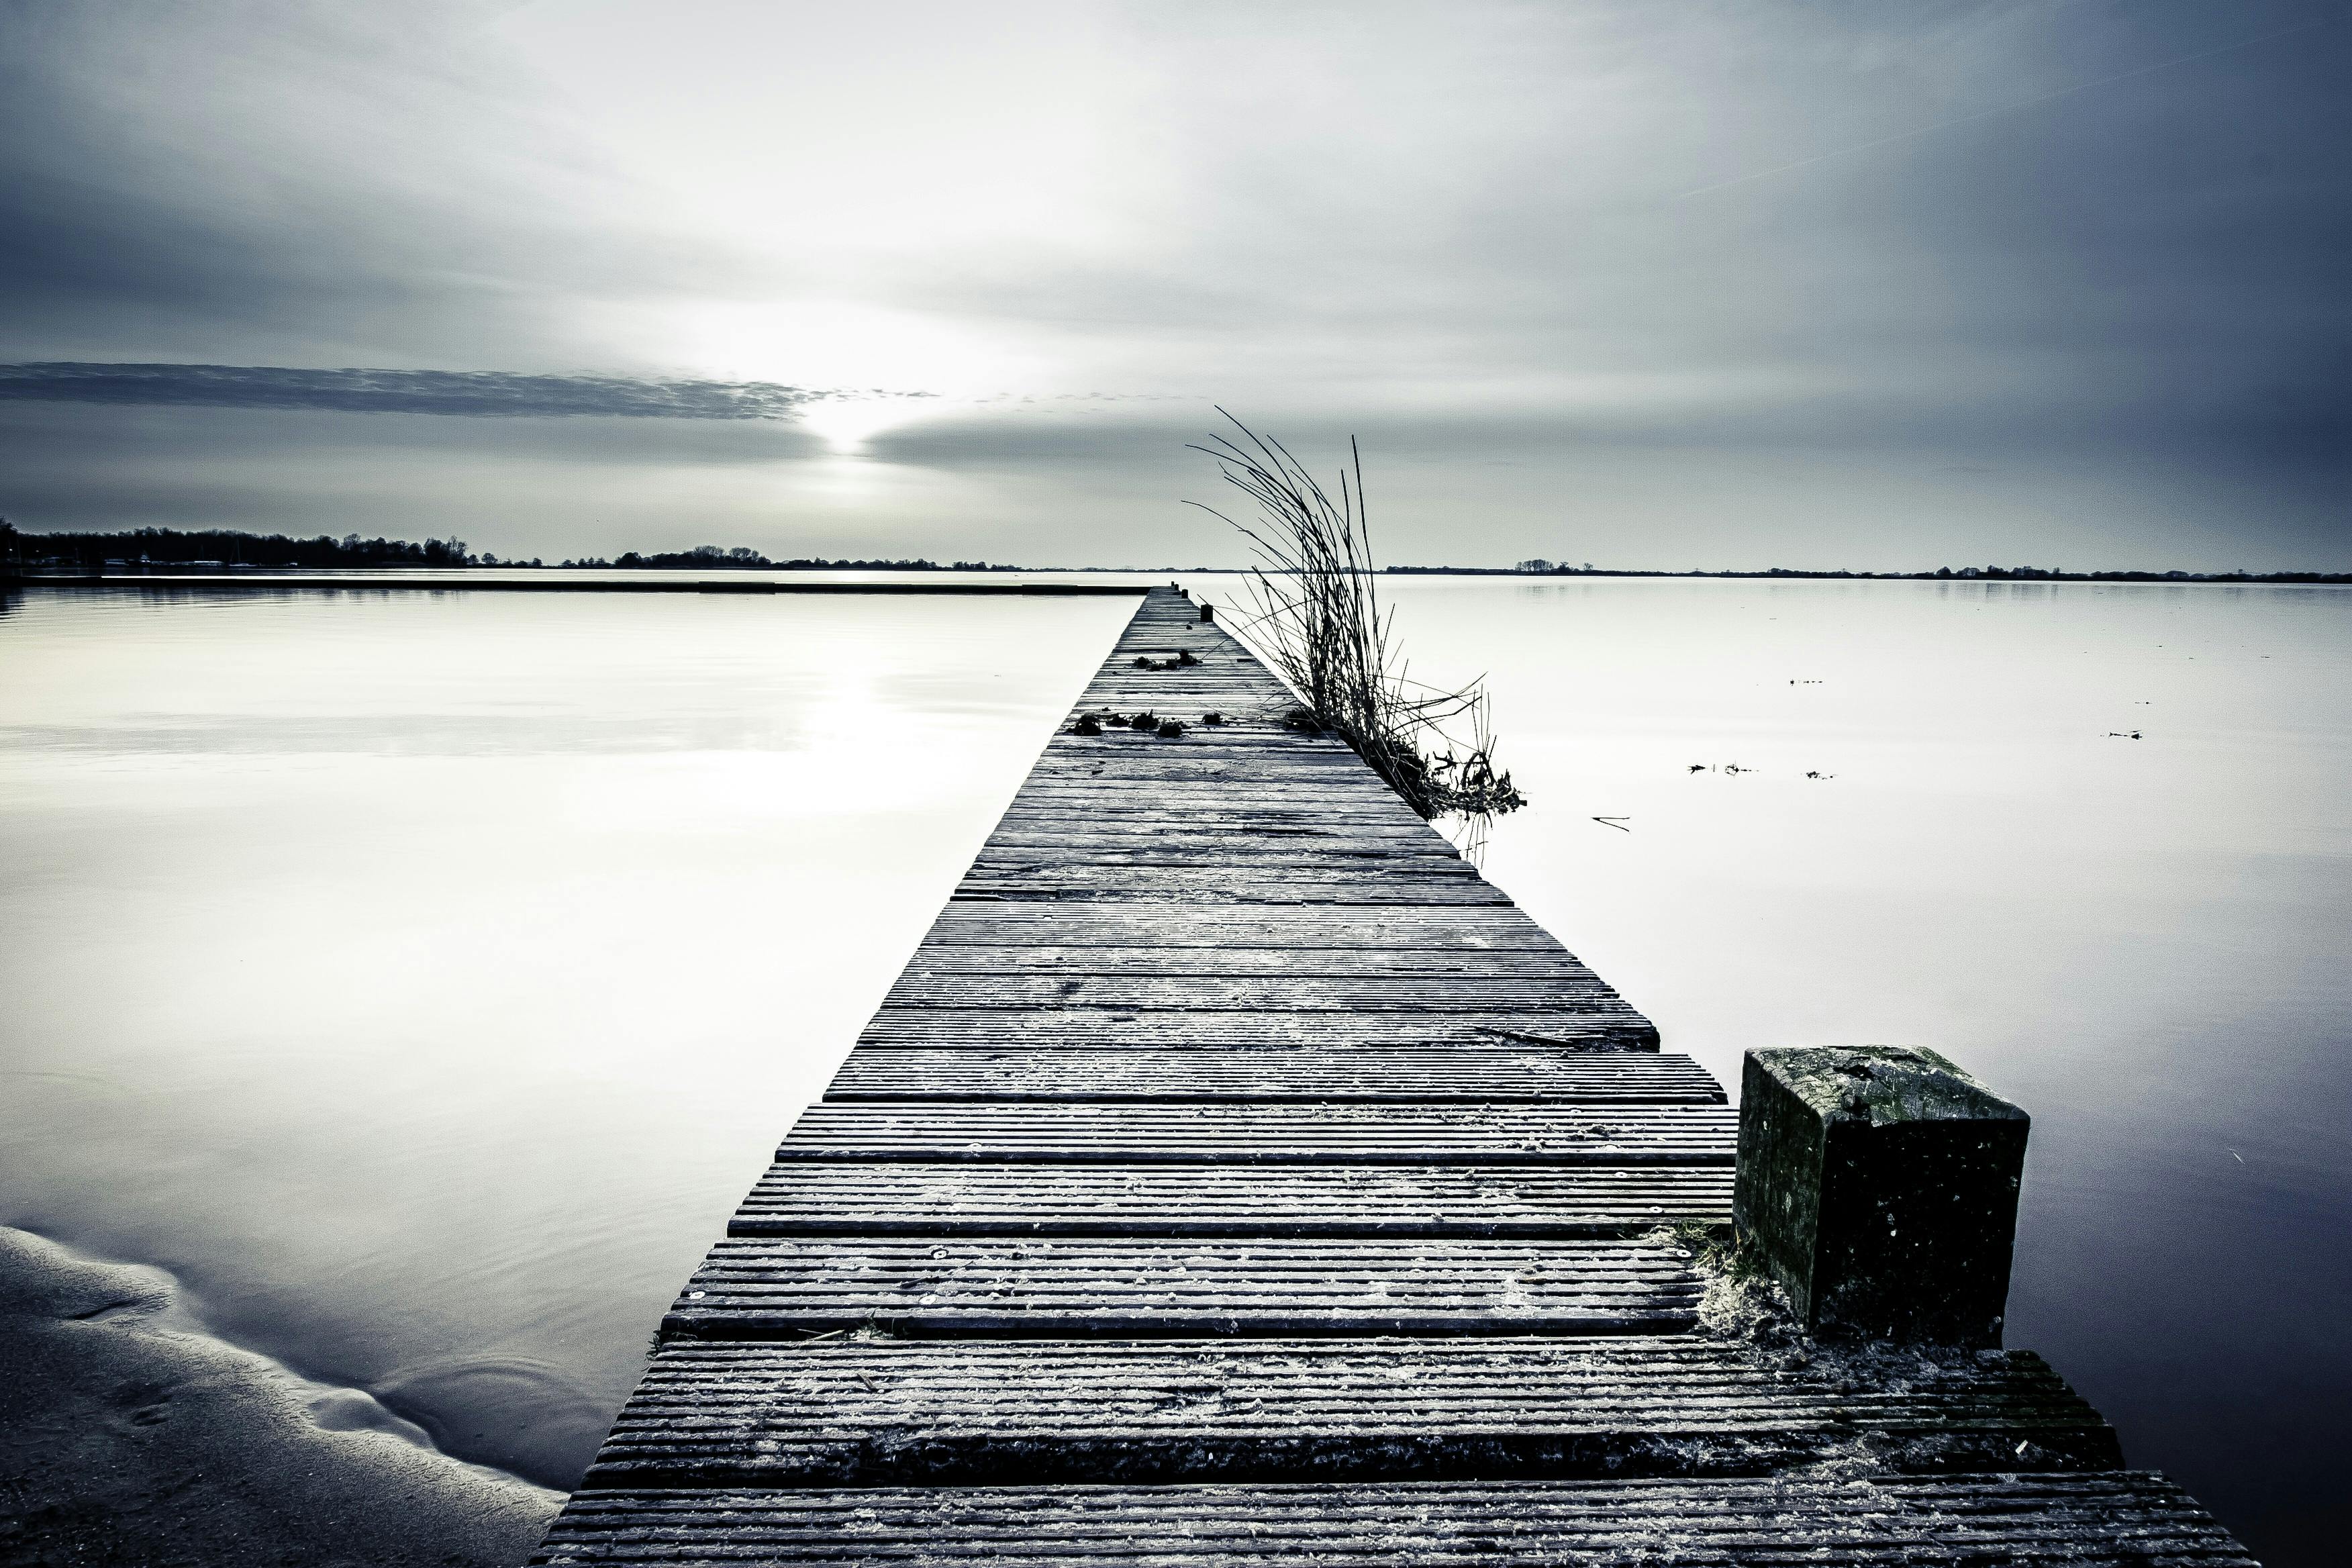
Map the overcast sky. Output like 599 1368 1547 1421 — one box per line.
1 1 2342 568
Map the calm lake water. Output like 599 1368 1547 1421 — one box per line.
1 577 2345 1565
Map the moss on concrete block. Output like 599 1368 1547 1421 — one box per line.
1734 1046 2027 1348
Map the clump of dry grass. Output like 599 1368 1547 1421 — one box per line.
1649 1221 1796 1346
1186 412 1525 824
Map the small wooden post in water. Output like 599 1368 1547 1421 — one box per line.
1734 1046 2028 1347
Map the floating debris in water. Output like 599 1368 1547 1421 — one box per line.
1202 712 1224 726
1070 714 1104 736
1156 718 1187 738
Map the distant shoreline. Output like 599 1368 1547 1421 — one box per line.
5 524 2344 585
5 565 2347 590
0 572 1146 595
1379 565 2352 585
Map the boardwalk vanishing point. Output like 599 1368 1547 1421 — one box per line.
535 587 2253 1566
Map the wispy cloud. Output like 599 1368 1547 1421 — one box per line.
1673 13 2335 200
0 363 936 420
0 3 2340 566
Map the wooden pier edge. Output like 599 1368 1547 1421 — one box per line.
533 587 2254 1567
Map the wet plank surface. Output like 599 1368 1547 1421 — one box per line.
772 1103 1736 1164
588 1338 2120 1487
916 902 1576 948
538 1475 2256 1567
663 1236 1702 1339
823 1047 1725 1103
539 588 2247 1566
856 1008 1660 1049
881 973 1630 1010
731 1163 1735 1236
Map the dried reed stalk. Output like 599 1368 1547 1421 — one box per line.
1185 411 1526 824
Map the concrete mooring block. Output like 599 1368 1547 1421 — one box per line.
1734 1046 2028 1347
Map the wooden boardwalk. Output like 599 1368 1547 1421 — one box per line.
536 588 2251 1565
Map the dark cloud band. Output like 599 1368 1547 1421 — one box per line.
0 362 928 419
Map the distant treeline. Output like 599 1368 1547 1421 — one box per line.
560 544 1008 571
5 522 2339 583
0 524 1004 573
1 520 468 569
1434 560 2352 585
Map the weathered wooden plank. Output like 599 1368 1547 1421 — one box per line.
662 1236 1701 1339
584 1338 2121 1488
1001 791 1408 810
988 813 1421 834
898 947 1604 978
913 932 1581 957
1007 777 1413 797
1077 656 1284 671
996 799 1406 816
1065 721 1321 739
978 834 1466 861
1087 660 1271 675
918 905 1572 950
1014 777 1395 797
997 779 1407 799
1081 646 1277 664
823 1048 1722 1103
534 1475 2259 1567
881 975 1629 1013
969 841 1458 865
1070 688 1295 701
1068 680 1300 697
992 811 1437 832
1024 756 1390 777
1064 701 1296 719
1010 763 1400 783
1019 789 1377 807
1059 710 1311 728
857 1008 1659 1050
975 821 1447 848
993 788 1437 810
1083 651 1273 665
1074 669 1288 683
775 1104 1734 1164
954 873 1513 906
1093 664 1230 677
730 1164 1732 1236
964 856 1475 881
982 826 1456 851
1018 752 1382 769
